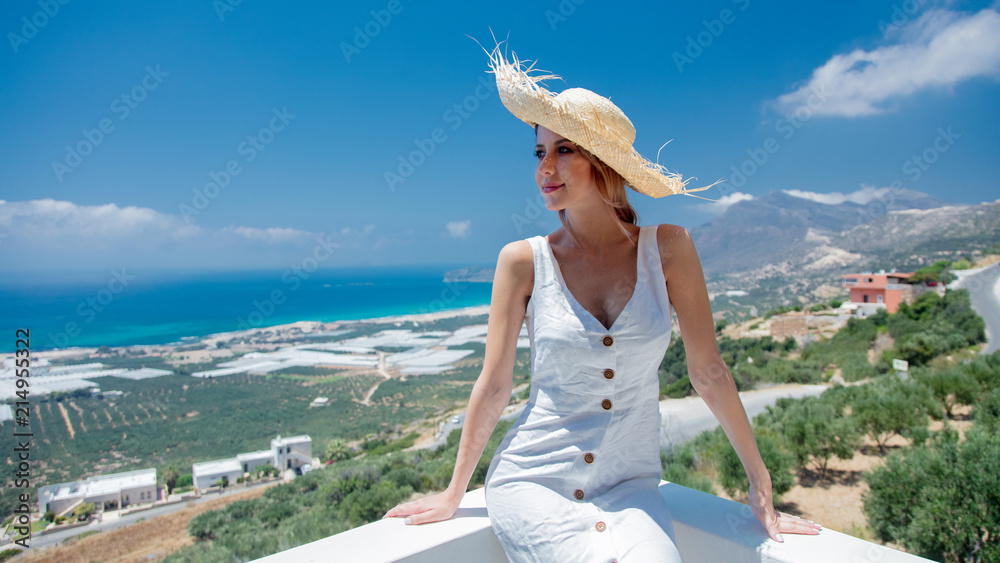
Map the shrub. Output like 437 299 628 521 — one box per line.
385 467 422 490
896 331 949 365
188 507 232 541
325 439 353 463
771 396 858 477
974 388 1000 432
258 501 295 529
851 376 942 453
73 502 95 521
889 290 985 365
662 375 693 398
718 432 794 502
908 260 955 285
342 481 411 526
661 431 724 496
917 368 979 418
662 463 716 495
864 428 1000 562
161 540 238 562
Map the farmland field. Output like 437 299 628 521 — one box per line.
1 317 530 497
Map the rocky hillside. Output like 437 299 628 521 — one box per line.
692 188 953 276
692 189 999 320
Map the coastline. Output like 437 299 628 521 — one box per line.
336 303 491 326
24 303 493 359
203 303 492 340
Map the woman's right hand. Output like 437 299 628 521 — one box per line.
383 488 463 526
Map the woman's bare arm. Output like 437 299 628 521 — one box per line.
657 224 820 541
384 240 533 524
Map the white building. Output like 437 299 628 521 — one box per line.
272 435 312 472
38 468 158 517
192 458 243 493
237 450 274 474
191 434 313 493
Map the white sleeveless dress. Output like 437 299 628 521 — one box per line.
485 224 682 563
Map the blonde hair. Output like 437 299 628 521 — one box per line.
535 125 640 246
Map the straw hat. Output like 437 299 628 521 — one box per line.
484 43 715 199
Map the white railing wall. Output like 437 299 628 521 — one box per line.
252 482 933 563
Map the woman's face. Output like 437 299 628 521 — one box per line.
534 125 595 211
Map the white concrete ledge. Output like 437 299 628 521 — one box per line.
252 482 933 563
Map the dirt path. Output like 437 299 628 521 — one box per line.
56 403 75 440
357 352 391 406
19 485 277 563
68 402 86 433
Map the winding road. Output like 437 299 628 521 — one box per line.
428 383 828 453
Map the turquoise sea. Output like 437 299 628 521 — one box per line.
0 266 493 352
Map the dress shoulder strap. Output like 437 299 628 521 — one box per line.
642 224 672 319
526 235 555 289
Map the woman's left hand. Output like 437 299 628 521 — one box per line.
749 482 822 542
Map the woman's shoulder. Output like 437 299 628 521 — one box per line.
649 223 696 258
495 239 535 293
649 223 703 286
498 238 535 263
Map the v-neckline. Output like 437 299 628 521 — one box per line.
544 225 644 332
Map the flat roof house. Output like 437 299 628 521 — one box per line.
191 435 314 493
272 434 312 471
192 458 243 494
237 450 274 474
841 271 913 316
38 468 158 517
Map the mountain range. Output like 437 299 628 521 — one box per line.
691 188 999 317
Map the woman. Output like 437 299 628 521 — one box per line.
385 45 821 561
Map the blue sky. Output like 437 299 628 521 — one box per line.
1 0 998 272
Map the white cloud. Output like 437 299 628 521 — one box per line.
695 192 753 214
0 199 335 246
222 226 316 244
773 8 1000 117
0 199 374 270
0 199 202 241
340 224 375 236
783 186 891 205
446 220 471 238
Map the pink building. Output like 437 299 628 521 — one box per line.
841 272 913 314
